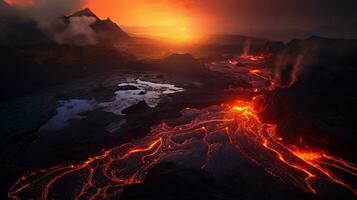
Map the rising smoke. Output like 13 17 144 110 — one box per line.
54 16 98 45
242 38 251 56
0 0 99 45
273 41 318 87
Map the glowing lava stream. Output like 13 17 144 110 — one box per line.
8 100 357 199
249 69 271 81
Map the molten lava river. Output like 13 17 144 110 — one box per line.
8 56 357 199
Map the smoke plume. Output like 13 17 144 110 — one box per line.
54 16 97 45
0 0 99 45
242 38 251 56
274 42 318 87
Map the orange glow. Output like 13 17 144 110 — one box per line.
231 101 254 117
5 54 356 198
9 99 357 199
4 0 33 5
249 69 271 81
241 54 265 61
5 0 202 43
86 0 200 43
292 151 323 161
229 60 239 65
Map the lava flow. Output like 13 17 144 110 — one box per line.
6 53 355 200
249 69 271 81
8 98 357 199
240 54 265 62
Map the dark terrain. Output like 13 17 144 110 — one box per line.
0 4 356 200
260 36 357 161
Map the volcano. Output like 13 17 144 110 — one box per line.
66 8 131 43
0 2 356 200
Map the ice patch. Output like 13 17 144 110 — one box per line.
42 79 184 130
42 99 96 130
99 79 184 115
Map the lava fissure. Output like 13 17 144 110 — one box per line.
8 99 357 199
7 55 356 199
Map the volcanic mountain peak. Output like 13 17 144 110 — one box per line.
69 8 100 21
66 8 131 42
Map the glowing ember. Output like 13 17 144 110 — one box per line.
249 69 271 81
240 54 265 62
8 99 357 199
229 60 239 65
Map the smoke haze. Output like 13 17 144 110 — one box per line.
0 0 100 45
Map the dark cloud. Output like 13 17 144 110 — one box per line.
177 0 357 40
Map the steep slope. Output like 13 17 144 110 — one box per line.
260 36 357 159
67 8 131 43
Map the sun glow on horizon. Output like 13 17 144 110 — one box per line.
86 0 201 43
135 25 198 43
5 0 203 43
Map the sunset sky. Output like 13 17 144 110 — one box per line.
87 0 357 41
4 0 357 41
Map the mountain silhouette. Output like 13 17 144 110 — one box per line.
67 8 131 43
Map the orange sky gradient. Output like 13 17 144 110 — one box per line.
4 0 357 41
85 0 209 42
5 0 209 42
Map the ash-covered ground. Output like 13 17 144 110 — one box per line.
1 36 356 200
1 3 356 199
0 54 253 199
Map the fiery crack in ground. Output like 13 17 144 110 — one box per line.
8 100 357 199
8 56 356 199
